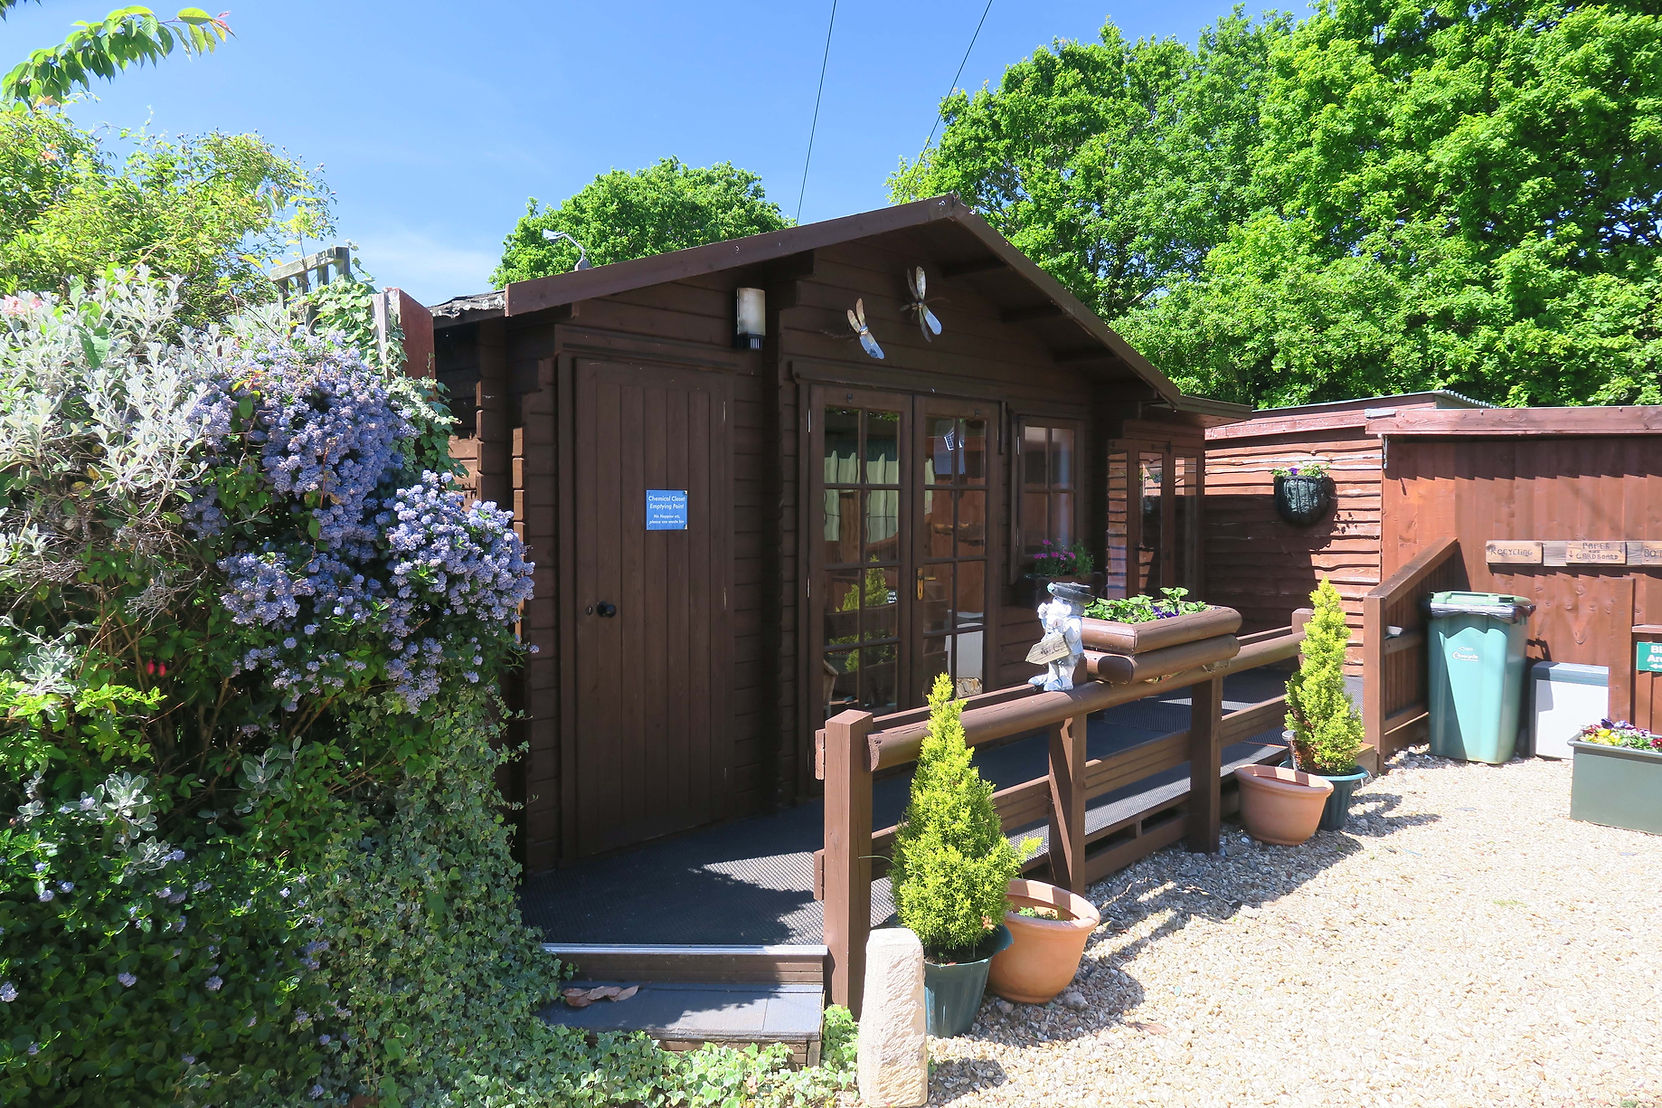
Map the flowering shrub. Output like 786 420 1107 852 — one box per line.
1 272 864 1107
1030 538 1095 578
1576 720 1661 753
0 272 541 1104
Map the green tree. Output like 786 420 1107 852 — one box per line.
2 2 231 104
493 157 788 285
891 12 1291 320
907 2 1662 407
1124 0 1662 406
0 105 330 324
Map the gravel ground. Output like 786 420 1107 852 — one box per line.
923 750 1662 1108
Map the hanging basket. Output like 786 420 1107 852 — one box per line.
1274 474 1333 526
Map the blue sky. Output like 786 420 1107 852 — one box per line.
7 0 1264 304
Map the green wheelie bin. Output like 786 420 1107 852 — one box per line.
1426 591 1535 763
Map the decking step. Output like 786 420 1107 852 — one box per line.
538 980 825 1066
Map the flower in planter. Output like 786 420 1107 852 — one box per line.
1576 719 1661 752
1083 587 1207 623
1272 458 1331 478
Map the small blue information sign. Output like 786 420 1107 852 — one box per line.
645 489 689 531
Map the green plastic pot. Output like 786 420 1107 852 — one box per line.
923 925 1013 1037
1313 766 1369 831
1284 760 1368 831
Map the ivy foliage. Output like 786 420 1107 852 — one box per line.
494 157 789 285
2 3 231 104
1286 579 1365 775
0 104 331 327
897 1 1662 407
889 673 1021 960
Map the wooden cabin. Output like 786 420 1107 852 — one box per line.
1203 392 1487 671
430 195 1245 871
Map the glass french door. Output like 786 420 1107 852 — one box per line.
813 388 994 718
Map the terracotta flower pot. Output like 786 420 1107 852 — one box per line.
1235 764 1333 845
987 879 1100 1005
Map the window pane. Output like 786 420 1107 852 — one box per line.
1140 451 1164 592
956 490 986 559
961 418 987 483
1051 491 1075 547
823 407 860 485
864 409 900 485
1022 424 1048 488
823 488 860 565
1175 454 1201 592
825 569 861 640
864 489 900 556
926 416 958 484
862 645 898 711
862 567 899 639
825 648 860 713
1021 492 1049 558
955 560 985 622
949 630 984 697
1050 427 1075 489
921 564 952 633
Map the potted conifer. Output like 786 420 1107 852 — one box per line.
1285 578 1368 830
889 673 1021 1037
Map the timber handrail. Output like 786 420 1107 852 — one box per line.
820 610 1312 1016
1362 537 1465 758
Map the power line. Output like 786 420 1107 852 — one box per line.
924 0 994 151
796 0 838 223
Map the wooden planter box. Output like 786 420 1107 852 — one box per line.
1080 605 1242 685
1080 605 1241 654
1569 740 1662 835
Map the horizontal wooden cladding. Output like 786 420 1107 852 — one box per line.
543 943 828 985
1206 428 1385 674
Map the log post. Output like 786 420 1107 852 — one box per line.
823 709 874 1016
1186 676 1223 853
1047 714 1088 894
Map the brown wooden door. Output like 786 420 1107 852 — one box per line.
567 358 731 858
810 388 996 719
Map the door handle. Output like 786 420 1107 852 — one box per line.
595 602 617 618
916 569 925 601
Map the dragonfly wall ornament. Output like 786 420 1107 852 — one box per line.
903 266 943 341
846 298 885 360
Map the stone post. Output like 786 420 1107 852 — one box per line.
856 928 928 1108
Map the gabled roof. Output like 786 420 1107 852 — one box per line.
430 195 1245 421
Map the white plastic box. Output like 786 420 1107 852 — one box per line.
1529 661 1608 759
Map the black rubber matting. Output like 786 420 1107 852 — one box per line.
517 669 1329 946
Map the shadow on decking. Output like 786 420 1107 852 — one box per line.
518 669 1325 947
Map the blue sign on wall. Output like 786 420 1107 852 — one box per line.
645 489 689 531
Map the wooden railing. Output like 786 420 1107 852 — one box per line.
1361 537 1466 760
816 614 1311 1015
